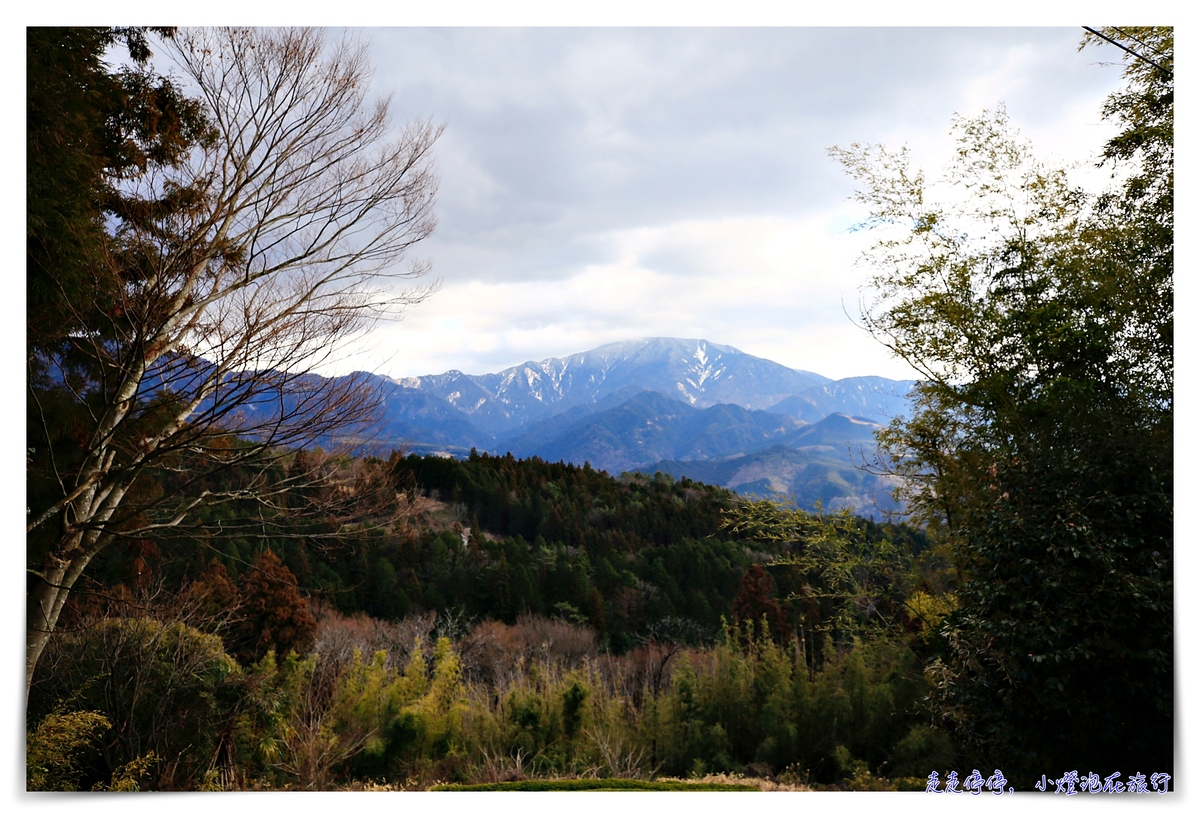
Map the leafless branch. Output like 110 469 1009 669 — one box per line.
27 27 440 696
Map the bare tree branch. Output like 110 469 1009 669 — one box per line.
27 27 440 697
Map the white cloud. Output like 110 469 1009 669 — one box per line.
322 27 1129 383
339 207 911 380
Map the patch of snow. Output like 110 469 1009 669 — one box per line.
523 367 545 401
676 383 698 404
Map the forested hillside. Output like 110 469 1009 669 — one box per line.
30 448 950 791
71 451 929 652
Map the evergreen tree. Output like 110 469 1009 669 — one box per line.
231 550 318 665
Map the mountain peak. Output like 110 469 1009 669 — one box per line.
322 338 915 517
397 337 831 435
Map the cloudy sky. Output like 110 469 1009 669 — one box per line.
320 26 1129 383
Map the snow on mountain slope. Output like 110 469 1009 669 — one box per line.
398 337 830 435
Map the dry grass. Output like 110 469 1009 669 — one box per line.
657 773 812 792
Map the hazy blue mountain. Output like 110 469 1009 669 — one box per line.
641 444 902 521
496 384 652 454
635 412 897 518
767 376 916 423
394 337 830 436
297 372 493 457
370 384 493 453
210 337 915 515
503 390 808 474
779 412 885 450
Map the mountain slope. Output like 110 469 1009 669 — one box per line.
636 413 898 518
642 442 902 519
780 412 885 449
395 337 830 436
511 391 809 474
767 376 916 423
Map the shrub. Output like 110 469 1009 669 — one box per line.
26 710 110 791
29 617 243 789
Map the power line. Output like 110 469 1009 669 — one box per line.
1109 26 1170 59
1083 26 1173 77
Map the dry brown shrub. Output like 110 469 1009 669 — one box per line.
458 616 598 687
311 603 434 673
656 773 812 792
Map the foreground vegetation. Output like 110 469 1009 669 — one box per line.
28 607 948 790
29 449 953 791
431 779 760 791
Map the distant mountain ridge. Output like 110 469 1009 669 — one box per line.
767 376 915 424
501 390 809 473
312 337 917 517
388 338 831 437
643 435 904 519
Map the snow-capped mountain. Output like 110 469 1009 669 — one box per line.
163 337 916 515
314 337 917 516
391 338 830 436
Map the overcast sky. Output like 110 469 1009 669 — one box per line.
323 26 1129 382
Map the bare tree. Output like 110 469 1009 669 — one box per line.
268 659 377 791
27 27 441 696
